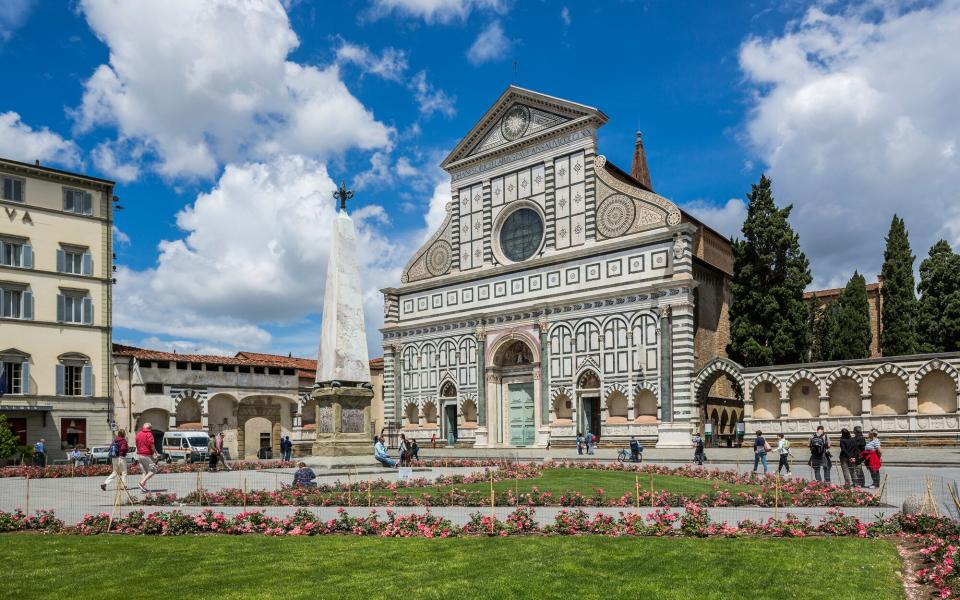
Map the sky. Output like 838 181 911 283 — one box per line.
1 0 958 359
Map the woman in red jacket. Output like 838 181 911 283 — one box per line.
860 431 882 489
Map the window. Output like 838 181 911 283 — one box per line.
1 361 23 394
0 239 31 268
2 177 24 203
57 248 92 276
145 382 164 394
57 292 92 324
56 357 92 396
7 418 26 445
0 285 32 320
499 208 544 262
60 419 87 449
63 188 93 215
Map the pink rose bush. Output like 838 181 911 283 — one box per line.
0 460 296 479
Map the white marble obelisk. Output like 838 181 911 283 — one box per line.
316 209 370 385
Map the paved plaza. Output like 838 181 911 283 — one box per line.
2 447 957 525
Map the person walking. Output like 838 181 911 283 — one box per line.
861 431 882 488
692 433 705 466
33 439 46 467
100 429 129 491
809 425 831 483
410 439 420 461
587 432 596 455
576 432 584 456
207 437 220 472
775 432 791 476
431 433 436 449
838 428 858 487
852 426 867 487
752 430 769 474
398 434 411 467
134 423 160 493
212 432 231 471
374 436 396 468
282 436 293 462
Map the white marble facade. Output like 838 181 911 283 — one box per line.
381 86 701 447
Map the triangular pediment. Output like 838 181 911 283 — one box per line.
442 86 608 170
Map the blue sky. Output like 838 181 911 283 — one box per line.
1 0 958 358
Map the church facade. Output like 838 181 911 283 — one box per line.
381 87 733 448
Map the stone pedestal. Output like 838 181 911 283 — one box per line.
655 421 694 448
311 386 377 468
473 426 489 447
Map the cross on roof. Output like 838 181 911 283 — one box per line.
334 180 354 211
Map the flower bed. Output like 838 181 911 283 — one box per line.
0 460 296 479
146 462 879 508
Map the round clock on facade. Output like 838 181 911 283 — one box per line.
500 104 531 141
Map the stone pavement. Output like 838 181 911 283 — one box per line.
1 451 957 526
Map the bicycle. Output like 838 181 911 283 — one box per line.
616 448 643 463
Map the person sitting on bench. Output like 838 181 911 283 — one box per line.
374 436 396 468
292 462 317 488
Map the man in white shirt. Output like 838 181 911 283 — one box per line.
775 433 791 476
374 436 396 468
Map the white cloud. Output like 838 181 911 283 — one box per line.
424 178 451 239
681 198 746 239
112 225 131 246
410 70 457 117
467 21 511 65
75 0 392 179
0 111 80 168
0 0 34 42
740 0 960 287
91 140 140 183
114 155 411 353
560 6 571 26
335 41 408 82
367 0 505 23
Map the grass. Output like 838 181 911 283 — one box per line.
0 535 903 600
391 467 761 499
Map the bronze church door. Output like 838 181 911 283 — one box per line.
508 383 535 446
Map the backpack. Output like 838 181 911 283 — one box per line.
810 434 826 458
108 440 120 459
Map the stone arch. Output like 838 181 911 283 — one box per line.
634 389 657 423
422 401 439 428
488 331 541 368
747 372 783 397
576 368 601 390
605 390 628 422
825 366 863 392
207 394 238 454
827 375 861 417
694 358 745 402
916 363 959 415
243 416 273 460
786 369 822 396
552 390 574 422
871 373 909 415
138 408 170 431
439 378 457 398
460 398 478 424
175 395 202 428
403 401 420 428
867 363 910 389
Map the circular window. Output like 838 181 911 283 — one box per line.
499 207 544 262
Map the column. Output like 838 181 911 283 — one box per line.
475 328 486 426
907 392 918 415
658 306 672 422
626 330 635 421
293 399 303 428
383 343 398 427
819 396 829 417
670 302 696 422
393 344 403 426
861 393 872 417
779 396 790 419
537 318 550 426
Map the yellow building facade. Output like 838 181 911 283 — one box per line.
0 158 115 460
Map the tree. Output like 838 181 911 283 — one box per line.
834 272 873 360
811 295 840 362
728 175 813 366
879 215 917 356
0 415 18 461
917 240 960 353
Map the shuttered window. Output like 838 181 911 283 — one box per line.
0 240 31 268
63 189 93 215
0 286 32 320
2 177 24 202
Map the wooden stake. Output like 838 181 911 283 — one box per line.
878 473 888 503
24 474 29 516
367 473 372 511
774 474 780 521
347 472 352 507
634 475 640 514
489 469 495 534
650 473 654 496
242 478 247 511
926 477 940 517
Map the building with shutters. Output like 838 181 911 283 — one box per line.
380 87 734 448
0 157 115 460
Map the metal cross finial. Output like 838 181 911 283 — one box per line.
333 179 354 211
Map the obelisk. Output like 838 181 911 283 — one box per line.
311 180 376 466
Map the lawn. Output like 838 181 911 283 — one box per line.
0 536 903 600
375 468 761 499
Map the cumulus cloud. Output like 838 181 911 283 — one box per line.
0 0 34 42
740 0 960 287
367 0 506 23
91 140 140 183
467 21 511 65
681 198 746 239
114 155 414 354
75 0 392 179
560 6 571 26
0 111 80 168
335 41 408 82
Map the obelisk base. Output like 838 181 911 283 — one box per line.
310 386 377 468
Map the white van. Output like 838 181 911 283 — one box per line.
161 431 210 463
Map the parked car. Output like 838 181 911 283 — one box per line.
161 431 210 463
87 446 112 465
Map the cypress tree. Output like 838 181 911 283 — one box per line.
917 240 960 352
835 271 873 360
728 175 813 366
879 215 917 356
811 296 840 362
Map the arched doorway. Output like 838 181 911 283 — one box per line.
138 408 170 432
491 337 537 446
175 395 202 429
440 381 458 446
577 369 601 442
692 359 744 439
244 417 273 460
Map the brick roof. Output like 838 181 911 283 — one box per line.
805 282 880 300
113 344 384 375
236 351 384 376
